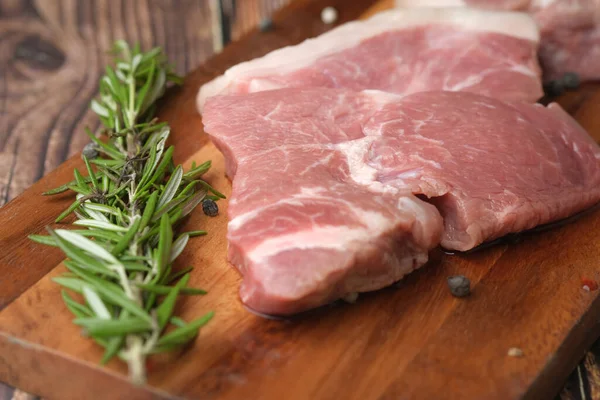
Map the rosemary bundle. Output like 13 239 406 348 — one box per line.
29 41 222 384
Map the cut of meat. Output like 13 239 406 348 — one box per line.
197 8 542 112
202 88 600 315
396 0 600 81
204 90 444 315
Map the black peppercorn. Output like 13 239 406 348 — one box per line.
543 80 564 97
82 142 99 160
561 72 580 90
447 275 470 297
259 18 273 32
202 198 219 217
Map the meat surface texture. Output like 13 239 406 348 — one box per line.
202 88 600 315
396 0 600 81
197 8 542 112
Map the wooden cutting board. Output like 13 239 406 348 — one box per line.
2 0 600 399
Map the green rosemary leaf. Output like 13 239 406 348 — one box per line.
85 128 125 160
139 191 158 233
73 219 129 232
196 180 226 199
170 316 187 328
137 145 174 195
157 165 183 209
183 160 211 180
156 274 190 329
74 317 152 337
74 168 87 189
64 258 119 281
101 335 125 365
91 99 111 119
71 229 122 242
62 290 94 318
156 214 173 276
67 184 92 196
176 180 198 198
181 190 207 217
83 286 112 319
135 59 156 115
53 276 87 293
48 229 117 277
166 266 194 284
28 234 57 247
169 234 189 263
55 229 119 264
151 196 188 223
111 216 142 256
82 156 99 190
90 158 124 168
135 283 206 296
156 311 214 347
55 197 86 223
185 231 207 238
121 261 151 272
82 279 152 323
83 203 121 216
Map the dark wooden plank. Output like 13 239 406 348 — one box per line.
227 0 292 41
0 0 217 206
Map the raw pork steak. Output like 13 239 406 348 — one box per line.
197 8 542 111
203 88 600 315
396 0 600 81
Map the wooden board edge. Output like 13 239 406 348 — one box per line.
525 296 600 399
0 332 175 400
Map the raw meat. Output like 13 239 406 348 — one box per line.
197 8 542 112
396 0 600 81
202 88 600 315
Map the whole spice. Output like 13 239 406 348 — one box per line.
82 142 99 160
202 198 219 217
561 72 580 90
447 275 471 297
29 41 224 384
543 79 564 97
259 17 274 32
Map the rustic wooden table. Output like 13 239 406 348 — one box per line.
0 0 597 399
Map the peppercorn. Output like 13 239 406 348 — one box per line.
543 79 564 97
82 142 99 160
202 198 219 217
561 72 580 90
447 275 471 297
259 17 273 32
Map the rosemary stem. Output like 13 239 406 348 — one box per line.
126 335 146 384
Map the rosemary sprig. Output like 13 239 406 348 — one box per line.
29 40 219 384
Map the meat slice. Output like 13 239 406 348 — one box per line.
395 0 600 81
197 8 542 112
203 88 600 314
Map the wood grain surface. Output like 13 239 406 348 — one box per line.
2 0 600 399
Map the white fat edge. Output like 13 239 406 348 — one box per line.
531 0 556 6
228 186 329 232
197 7 539 111
197 74 230 112
246 207 394 264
